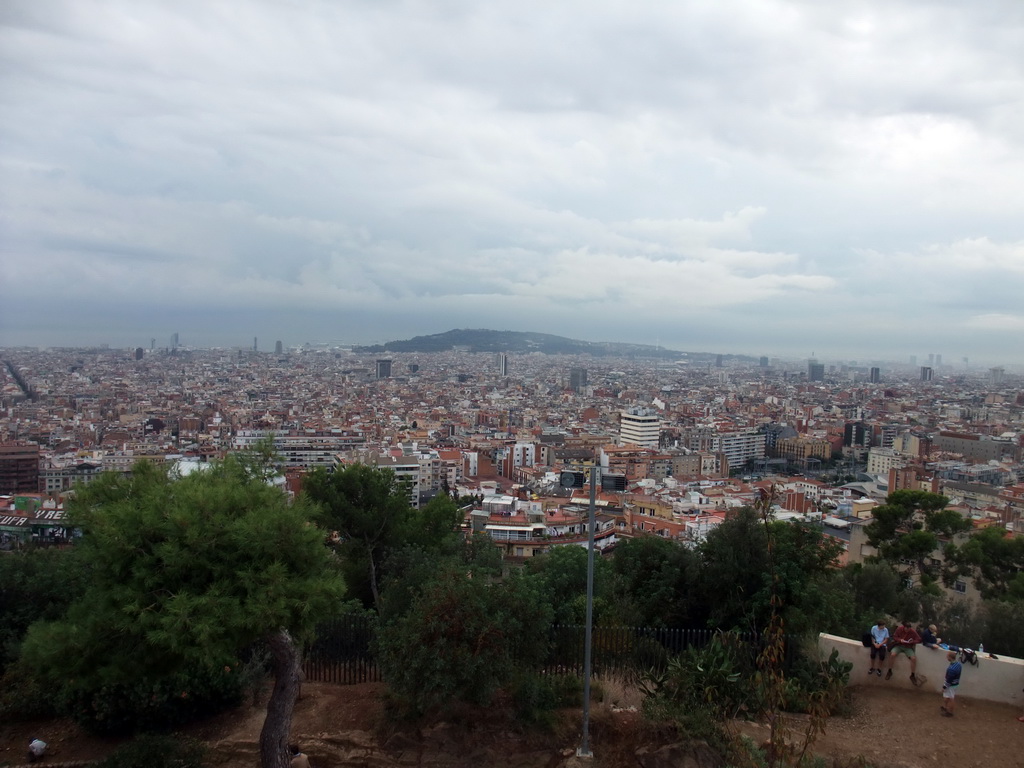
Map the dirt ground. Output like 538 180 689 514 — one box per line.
2 682 1023 767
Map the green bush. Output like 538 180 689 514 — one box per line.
510 671 581 726
96 733 206 768
641 635 754 750
0 547 90 672
375 568 553 717
781 646 852 715
0 660 58 720
60 661 247 735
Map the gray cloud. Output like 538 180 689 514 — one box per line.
1 0 1022 364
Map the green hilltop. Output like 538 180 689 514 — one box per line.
355 328 700 359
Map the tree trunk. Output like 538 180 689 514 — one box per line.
368 549 381 612
259 627 301 768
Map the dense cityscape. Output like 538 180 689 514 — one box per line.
3 336 1022 584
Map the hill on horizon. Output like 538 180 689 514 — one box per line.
354 328 681 357
354 329 745 362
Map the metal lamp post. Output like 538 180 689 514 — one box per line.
560 466 600 759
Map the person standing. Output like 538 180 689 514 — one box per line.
886 619 922 685
868 619 890 677
941 650 962 717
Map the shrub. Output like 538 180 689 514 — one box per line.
781 645 852 715
641 634 754 750
60 660 247 735
0 661 57 720
509 671 581 726
96 733 206 768
375 568 552 717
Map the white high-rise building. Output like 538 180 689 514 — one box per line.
716 430 766 467
619 408 661 448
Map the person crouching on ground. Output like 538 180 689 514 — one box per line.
868 619 890 677
941 650 961 717
887 619 922 685
290 744 311 768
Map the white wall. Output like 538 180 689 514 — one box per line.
819 633 1024 707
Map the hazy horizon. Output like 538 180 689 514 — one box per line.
2 2 1023 365
2 325 1018 371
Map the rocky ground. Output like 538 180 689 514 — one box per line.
2 682 1023 767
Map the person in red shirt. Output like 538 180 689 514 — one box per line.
886 619 923 685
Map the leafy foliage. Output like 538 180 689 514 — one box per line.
524 543 613 625
696 509 846 633
944 525 1024 599
641 635 751 749
865 490 968 581
304 463 416 610
610 535 700 628
0 546 89 672
17 457 344 737
375 567 553 716
96 733 206 768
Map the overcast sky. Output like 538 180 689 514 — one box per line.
2 1 1022 365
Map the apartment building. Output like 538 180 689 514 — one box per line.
866 447 909 476
717 429 766 468
773 436 832 463
0 442 40 494
619 408 661 449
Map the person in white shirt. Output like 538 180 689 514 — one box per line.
868 619 890 677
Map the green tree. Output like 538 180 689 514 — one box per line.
610 534 700 628
696 508 846 633
523 543 613 625
378 531 501 623
19 458 344 768
303 463 413 611
944 525 1024 600
865 490 968 581
375 566 552 716
0 547 89 672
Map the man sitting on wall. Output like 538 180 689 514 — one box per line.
886 619 922 685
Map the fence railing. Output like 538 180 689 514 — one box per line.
303 614 381 684
302 614 802 685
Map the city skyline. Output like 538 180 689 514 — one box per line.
2 2 1023 364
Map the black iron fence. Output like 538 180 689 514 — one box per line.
302 614 803 685
303 613 381 684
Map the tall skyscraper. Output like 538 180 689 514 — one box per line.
496 353 509 376
808 359 825 382
869 367 881 383
376 359 392 379
715 354 724 368
253 337 258 352
134 347 144 361
171 332 179 349
275 340 283 354
920 366 933 381
759 356 769 368
935 354 942 367
569 367 588 392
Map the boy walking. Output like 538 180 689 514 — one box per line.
868 619 890 676
941 650 961 717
